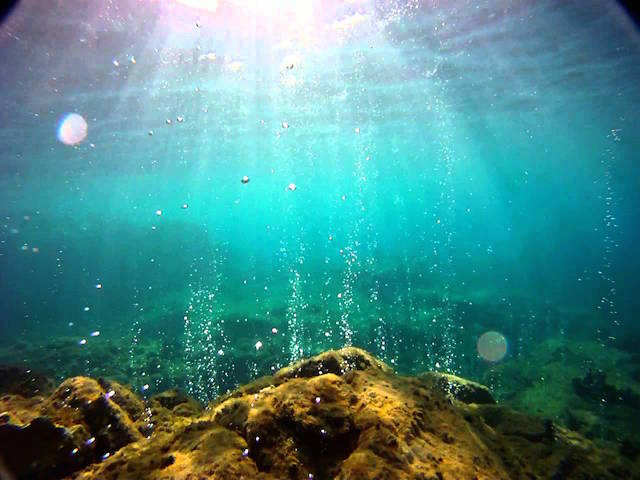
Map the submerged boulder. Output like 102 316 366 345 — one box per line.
43 376 145 456
418 371 496 405
0 416 84 479
274 347 392 380
0 376 145 479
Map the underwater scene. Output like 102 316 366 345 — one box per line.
0 0 639 478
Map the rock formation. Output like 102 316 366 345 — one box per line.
0 348 637 479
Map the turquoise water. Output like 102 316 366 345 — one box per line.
0 0 639 422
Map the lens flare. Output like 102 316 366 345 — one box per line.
57 113 88 146
477 331 508 362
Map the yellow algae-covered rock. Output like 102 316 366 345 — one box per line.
274 346 392 381
0 348 637 480
418 371 496 405
43 376 145 454
0 375 146 479
150 389 202 415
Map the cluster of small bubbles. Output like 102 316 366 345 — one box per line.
287 267 304 362
140 406 154 438
248 360 259 379
128 293 143 393
183 253 231 402
595 130 621 338
411 73 461 373
337 246 357 346
373 314 388 358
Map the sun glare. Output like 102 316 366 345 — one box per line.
174 0 315 24
175 0 219 13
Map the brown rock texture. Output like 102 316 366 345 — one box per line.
417 371 496 405
0 372 145 479
1 348 638 479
